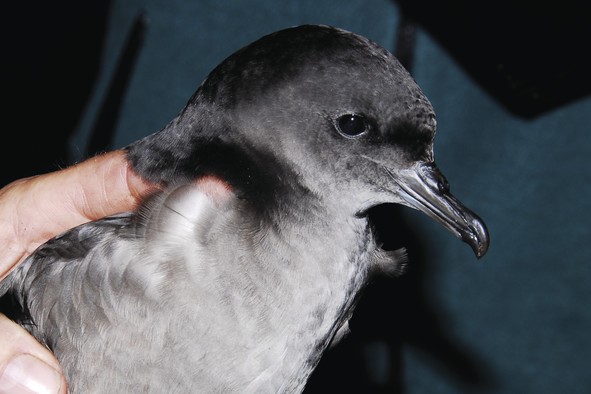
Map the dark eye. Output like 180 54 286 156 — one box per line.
335 114 369 138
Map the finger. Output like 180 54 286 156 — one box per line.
0 150 158 277
60 150 158 221
0 314 67 393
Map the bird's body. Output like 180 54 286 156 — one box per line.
12 177 391 392
0 25 488 392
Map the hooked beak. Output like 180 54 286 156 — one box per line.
388 162 489 258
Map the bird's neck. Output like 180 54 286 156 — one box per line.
132 141 378 390
226 191 374 392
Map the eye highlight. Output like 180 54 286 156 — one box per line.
335 114 369 138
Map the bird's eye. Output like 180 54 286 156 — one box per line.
335 114 369 138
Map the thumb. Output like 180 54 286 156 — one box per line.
0 150 158 276
0 314 67 393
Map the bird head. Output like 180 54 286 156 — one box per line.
128 25 489 258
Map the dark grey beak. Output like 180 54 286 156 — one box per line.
389 162 490 258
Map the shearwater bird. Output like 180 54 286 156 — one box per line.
0 25 488 393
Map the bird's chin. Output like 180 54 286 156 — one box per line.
363 203 413 252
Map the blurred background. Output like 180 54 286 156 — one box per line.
2 1 590 392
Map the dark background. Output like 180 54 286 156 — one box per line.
2 1 590 392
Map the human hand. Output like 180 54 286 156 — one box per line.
0 150 156 393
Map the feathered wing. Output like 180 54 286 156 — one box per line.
0 213 137 345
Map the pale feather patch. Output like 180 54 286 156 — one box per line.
143 176 234 244
373 247 408 277
127 176 235 297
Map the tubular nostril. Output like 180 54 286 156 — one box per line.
437 177 450 194
423 163 450 193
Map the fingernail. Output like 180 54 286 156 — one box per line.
0 354 62 394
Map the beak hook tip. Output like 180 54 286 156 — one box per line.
465 221 490 259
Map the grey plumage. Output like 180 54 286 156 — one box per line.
0 25 488 392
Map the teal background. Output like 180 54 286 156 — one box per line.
8 1 590 392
